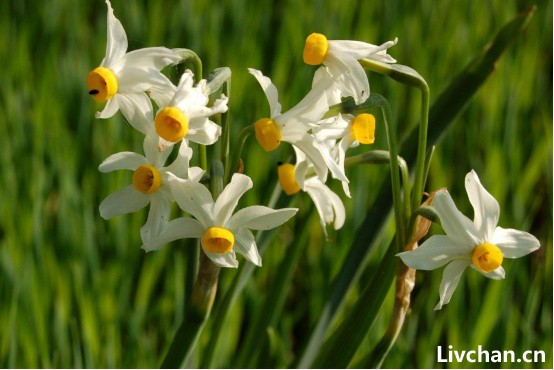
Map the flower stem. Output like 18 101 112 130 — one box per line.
224 124 254 182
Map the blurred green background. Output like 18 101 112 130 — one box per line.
0 0 551 368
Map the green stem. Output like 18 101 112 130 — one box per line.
224 124 254 182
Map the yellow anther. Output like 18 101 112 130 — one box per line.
303 33 329 65
277 163 301 196
254 118 281 152
351 113 376 144
202 227 235 254
472 243 503 273
132 165 162 194
155 107 189 143
87 67 118 102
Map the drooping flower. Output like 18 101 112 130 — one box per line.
87 0 180 127
277 148 345 233
154 70 229 152
142 173 298 268
312 113 376 197
303 33 397 104
98 130 204 243
248 68 347 184
397 170 540 310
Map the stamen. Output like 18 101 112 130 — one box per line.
351 113 376 144
472 243 503 273
202 227 235 254
155 107 189 143
132 165 162 194
303 33 329 66
277 163 301 195
254 118 281 152
86 67 118 102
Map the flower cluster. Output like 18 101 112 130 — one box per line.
249 32 397 232
89 1 297 268
89 3 540 309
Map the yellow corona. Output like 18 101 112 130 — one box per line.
351 113 375 144
303 33 329 65
472 243 503 273
202 227 235 254
132 165 162 194
277 163 301 195
87 67 118 102
254 118 281 152
155 107 189 142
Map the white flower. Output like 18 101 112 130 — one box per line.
142 173 298 268
397 170 540 310
153 70 229 152
312 113 376 197
87 0 180 127
248 68 347 184
98 130 204 243
303 33 397 104
277 148 345 234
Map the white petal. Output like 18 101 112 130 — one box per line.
286 133 328 183
203 250 239 268
184 94 229 121
471 264 506 280
434 259 470 310
99 152 146 173
168 175 214 228
95 96 120 119
304 178 345 231
99 185 149 219
101 0 127 68
120 47 181 71
233 228 262 266
186 118 222 145
329 38 397 63
227 206 298 231
311 114 351 142
142 217 204 252
338 135 355 198
326 52 369 105
492 227 540 258
248 68 282 117
397 235 469 270
277 76 333 124
117 92 153 134
465 170 500 241
117 67 170 93
188 166 205 183
213 173 253 226
146 73 177 108
433 190 483 247
143 128 170 167
170 70 200 107
313 67 342 106
164 141 193 178
140 194 171 243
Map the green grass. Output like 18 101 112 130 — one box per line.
0 0 551 368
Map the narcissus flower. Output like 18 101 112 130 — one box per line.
277 149 345 233
397 170 540 310
87 0 180 125
98 131 203 243
312 113 376 197
142 173 298 268
303 33 397 104
154 70 228 151
248 68 347 184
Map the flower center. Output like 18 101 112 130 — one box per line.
277 163 301 195
87 67 118 102
132 165 162 194
303 33 329 66
254 118 281 152
351 113 376 144
472 243 503 273
202 227 235 254
155 107 189 143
